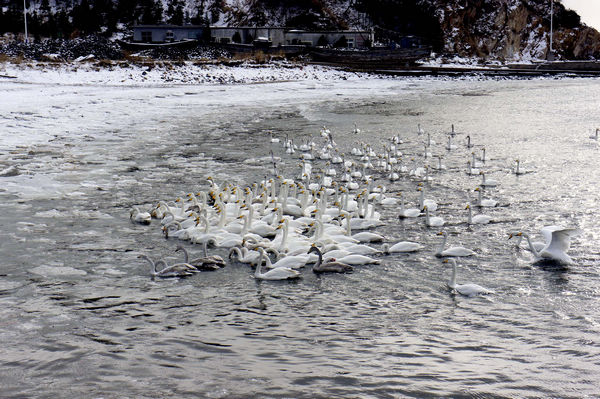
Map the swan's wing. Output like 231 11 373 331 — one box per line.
540 225 563 246
547 228 581 253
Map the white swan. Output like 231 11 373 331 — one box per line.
130 207 151 224
466 204 492 225
382 241 423 253
589 128 599 140
444 259 492 297
513 159 527 175
466 161 480 176
435 231 475 257
479 172 498 187
474 187 497 207
336 254 380 265
424 206 444 227
418 187 437 211
398 194 421 218
254 248 301 280
508 232 545 253
512 227 580 265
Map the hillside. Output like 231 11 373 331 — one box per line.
1 0 599 60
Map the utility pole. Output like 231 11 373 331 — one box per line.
549 0 554 59
23 0 28 43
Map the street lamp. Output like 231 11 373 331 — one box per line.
23 0 28 43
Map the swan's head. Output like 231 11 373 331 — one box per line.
437 231 447 237
465 204 471 210
508 232 523 240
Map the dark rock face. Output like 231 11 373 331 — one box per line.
427 0 600 60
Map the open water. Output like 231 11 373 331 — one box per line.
1 76 600 398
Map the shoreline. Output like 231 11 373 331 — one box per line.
2 58 600 88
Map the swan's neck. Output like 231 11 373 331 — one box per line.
448 260 457 289
312 248 322 269
345 214 352 236
255 251 264 277
181 247 190 263
437 234 447 255
419 190 424 208
524 234 541 257
203 241 209 257
229 246 243 260
467 207 472 224
241 215 249 236
516 160 520 174
279 220 289 251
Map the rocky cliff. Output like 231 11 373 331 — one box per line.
428 0 600 60
211 0 600 60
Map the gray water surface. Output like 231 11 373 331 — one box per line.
1 77 600 398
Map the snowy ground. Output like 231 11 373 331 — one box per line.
0 60 374 86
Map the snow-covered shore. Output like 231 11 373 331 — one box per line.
0 60 374 86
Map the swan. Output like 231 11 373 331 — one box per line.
433 156 446 170
254 248 301 280
466 135 474 148
417 124 425 135
340 243 381 255
308 246 353 273
270 131 280 144
466 161 479 176
424 206 444 227
444 259 492 297
474 187 498 207
382 241 423 253
398 194 421 218
353 122 361 135
426 132 436 146
130 207 151 224
590 128 599 140
446 136 457 151
479 172 498 187
471 152 484 168
176 244 225 270
343 213 384 243
513 159 526 175
229 245 260 264
335 254 380 265
508 231 545 253
435 231 474 257
511 227 580 265
139 254 196 278
418 187 438 211
466 204 492 225
266 253 310 269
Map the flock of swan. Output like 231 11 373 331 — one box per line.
133 123 583 296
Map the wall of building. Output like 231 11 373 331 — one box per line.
133 26 206 43
133 26 372 48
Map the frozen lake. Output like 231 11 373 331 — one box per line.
1 73 600 398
